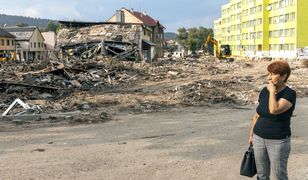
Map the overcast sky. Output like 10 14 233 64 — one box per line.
0 0 230 32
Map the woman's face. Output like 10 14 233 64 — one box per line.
267 72 285 86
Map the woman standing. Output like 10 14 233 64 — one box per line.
249 60 296 180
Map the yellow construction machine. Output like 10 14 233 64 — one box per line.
0 51 8 61
204 35 233 61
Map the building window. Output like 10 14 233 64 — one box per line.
6 39 10 46
31 42 32 48
279 29 284 37
38 42 41 48
256 18 262 26
290 28 295 36
1 39 4 46
237 24 241 30
252 7 256 14
250 32 256 39
285 14 290 22
257 31 262 39
237 13 241 20
290 12 296 21
258 5 262 12
34 42 36 48
237 2 241 9
285 29 290 36
274 16 279 24
281 0 289 8
250 45 256 51
280 15 285 23
273 2 278 9
11 40 14 46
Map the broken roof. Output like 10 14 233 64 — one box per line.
58 21 142 28
124 8 165 28
132 11 158 27
58 21 107 28
0 28 15 38
4 26 37 41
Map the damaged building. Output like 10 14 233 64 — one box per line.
0 28 16 60
4 26 45 61
57 8 165 63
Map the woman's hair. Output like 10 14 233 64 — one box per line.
267 60 291 82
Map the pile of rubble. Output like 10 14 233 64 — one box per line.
0 59 149 102
0 56 307 128
57 24 142 60
0 59 150 126
169 79 258 106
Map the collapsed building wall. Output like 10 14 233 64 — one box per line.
57 22 155 62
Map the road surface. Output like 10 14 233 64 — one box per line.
0 98 307 180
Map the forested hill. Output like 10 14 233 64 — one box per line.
0 14 57 28
164 32 177 41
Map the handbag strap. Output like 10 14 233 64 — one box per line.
248 143 254 152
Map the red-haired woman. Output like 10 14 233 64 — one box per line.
248 60 296 180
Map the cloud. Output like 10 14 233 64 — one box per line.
0 3 82 21
24 5 41 18
42 6 82 21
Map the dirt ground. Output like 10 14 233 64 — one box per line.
0 98 307 180
1 57 307 124
0 57 307 179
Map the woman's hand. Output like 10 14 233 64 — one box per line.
248 135 253 144
267 81 276 94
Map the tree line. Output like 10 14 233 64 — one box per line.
0 14 59 32
177 26 214 54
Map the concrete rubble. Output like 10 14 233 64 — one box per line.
0 55 307 129
57 24 142 61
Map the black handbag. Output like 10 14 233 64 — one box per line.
240 144 257 177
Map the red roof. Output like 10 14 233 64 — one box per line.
132 11 158 27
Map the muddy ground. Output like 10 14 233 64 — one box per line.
0 57 307 179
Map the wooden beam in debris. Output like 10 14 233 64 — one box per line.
0 81 62 91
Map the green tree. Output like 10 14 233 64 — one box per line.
16 22 28 27
45 21 60 32
188 39 198 54
187 27 199 54
167 44 177 53
177 27 188 49
177 26 214 54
